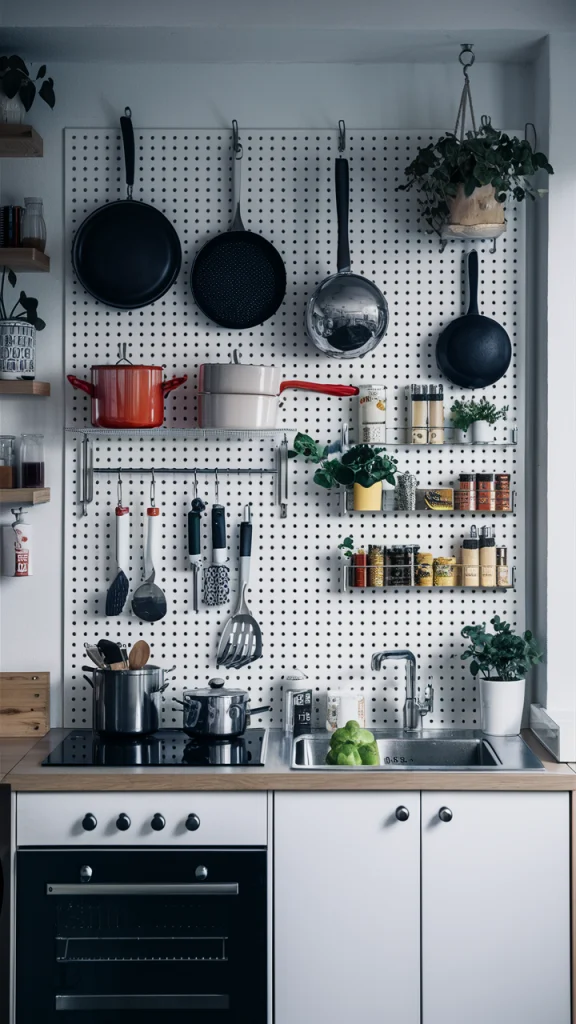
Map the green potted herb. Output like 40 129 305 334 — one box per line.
450 397 508 443
398 122 553 239
0 55 55 124
289 432 398 511
0 268 46 381
461 615 543 735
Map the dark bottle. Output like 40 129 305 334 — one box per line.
20 434 45 487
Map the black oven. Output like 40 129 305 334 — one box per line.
16 847 267 1022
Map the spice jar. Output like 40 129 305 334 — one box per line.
495 473 512 512
479 526 497 587
427 384 445 444
0 435 16 488
455 473 476 511
496 547 510 587
358 385 387 444
386 545 407 586
410 384 428 444
416 551 433 587
395 472 418 511
476 473 496 512
433 556 456 587
21 197 46 252
367 545 384 588
354 548 367 588
20 433 45 487
460 526 480 587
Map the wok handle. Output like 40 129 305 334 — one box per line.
67 374 94 397
466 249 479 316
120 111 135 192
279 381 359 397
162 374 187 396
335 156 351 273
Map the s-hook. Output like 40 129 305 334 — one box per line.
150 468 156 508
232 119 243 159
117 472 123 507
338 119 346 153
458 43 475 75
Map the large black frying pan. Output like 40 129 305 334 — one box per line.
72 108 182 310
436 250 511 388
191 124 286 329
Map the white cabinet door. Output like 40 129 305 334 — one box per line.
274 792 420 1024
422 792 570 1024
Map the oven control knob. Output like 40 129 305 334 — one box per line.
151 813 166 831
116 813 131 831
195 865 208 880
185 813 201 832
82 813 97 831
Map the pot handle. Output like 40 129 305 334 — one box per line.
246 705 273 716
67 374 95 397
162 374 188 396
279 381 359 397
153 681 170 694
83 675 94 689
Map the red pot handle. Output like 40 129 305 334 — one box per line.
162 374 188 396
67 374 95 397
280 380 359 397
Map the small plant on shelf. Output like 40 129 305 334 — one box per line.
0 267 45 329
0 55 55 112
289 432 398 489
338 535 355 558
450 397 508 433
461 615 542 681
397 122 553 236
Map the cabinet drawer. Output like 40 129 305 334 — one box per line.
17 792 268 846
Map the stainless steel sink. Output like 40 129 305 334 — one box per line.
291 729 544 771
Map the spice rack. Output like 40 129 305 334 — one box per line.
341 562 516 592
341 489 516 515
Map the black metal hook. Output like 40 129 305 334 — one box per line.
232 119 243 159
458 43 475 75
524 121 537 150
338 119 346 153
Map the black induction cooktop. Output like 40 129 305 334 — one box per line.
42 729 268 767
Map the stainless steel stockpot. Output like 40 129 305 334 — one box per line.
85 666 169 735
176 678 271 738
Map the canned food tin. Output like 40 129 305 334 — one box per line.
358 386 387 426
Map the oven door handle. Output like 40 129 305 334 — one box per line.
46 882 239 896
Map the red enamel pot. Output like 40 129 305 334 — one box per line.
68 364 187 428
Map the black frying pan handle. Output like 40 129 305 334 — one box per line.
335 156 351 273
466 250 479 316
120 109 135 194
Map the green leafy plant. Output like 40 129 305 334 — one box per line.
397 122 553 235
338 535 355 558
461 615 542 681
289 432 398 489
450 398 508 431
0 55 55 111
0 268 46 330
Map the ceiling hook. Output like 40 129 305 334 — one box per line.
458 43 475 75
232 119 243 160
150 469 156 508
338 119 346 154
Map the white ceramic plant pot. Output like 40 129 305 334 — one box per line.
0 320 36 380
454 428 470 444
471 419 493 444
480 678 526 736
0 92 25 124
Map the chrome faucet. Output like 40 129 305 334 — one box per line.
371 649 434 732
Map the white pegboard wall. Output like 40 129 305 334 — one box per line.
65 127 525 730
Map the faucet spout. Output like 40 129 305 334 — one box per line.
371 649 433 732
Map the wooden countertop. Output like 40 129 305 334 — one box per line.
4 729 576 791
0 737 43 782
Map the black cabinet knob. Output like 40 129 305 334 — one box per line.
82 813 97 832
395 806 410 822
185 813 201 832
116 813 131 832
151 813 166 832
438 806 453 823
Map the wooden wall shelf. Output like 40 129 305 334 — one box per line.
0 248 50 272
0 488 50 505
0 124 43 158
0 380 50 396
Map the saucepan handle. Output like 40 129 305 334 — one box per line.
279 381 359 397
67 375 94 397
246 705 273 716
162 374 188 396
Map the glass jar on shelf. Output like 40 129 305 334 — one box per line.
21 197 46 252
20 434 45 487
0 436 16 488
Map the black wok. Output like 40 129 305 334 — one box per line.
436 249 511 388
72 107 182 310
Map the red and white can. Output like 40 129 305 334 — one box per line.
2 509 33 576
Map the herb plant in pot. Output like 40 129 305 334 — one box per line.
450 397 508 444
289 432 398 511
0 55 55 124
0 268 46 380
461 615 543 736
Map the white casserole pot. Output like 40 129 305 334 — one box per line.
199 362 281 395
197 381 359 429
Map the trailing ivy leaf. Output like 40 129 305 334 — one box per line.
7 269 16 287
31 316 45 331
39 77 55 108
36 64 46 79
330 462 355 486
1 67 24 98
18 78 36 112
8 54 29 75
313 468 334 489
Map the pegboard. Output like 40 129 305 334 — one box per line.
64 127 525 731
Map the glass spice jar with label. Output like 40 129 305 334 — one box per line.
455 473 476 511
495 473 512 511
476 473 496 512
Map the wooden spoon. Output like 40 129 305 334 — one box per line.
129 640 151 670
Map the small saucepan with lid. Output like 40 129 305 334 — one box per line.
174 678 272 738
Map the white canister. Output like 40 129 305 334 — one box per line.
1 509 33 576
358 385 386 425
0 320 36 380
326 689 366 731
480 677 525 736
471 419 494 444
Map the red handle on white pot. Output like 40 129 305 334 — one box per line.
279 381 359 396
162 374 188 396
67 374 95 397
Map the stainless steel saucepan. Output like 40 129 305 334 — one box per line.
174 678 271 738
84 666 169 735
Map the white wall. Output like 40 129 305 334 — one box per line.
0 57 540 725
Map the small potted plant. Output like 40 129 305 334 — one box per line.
0 268 46 380
461 615 543 735
450 397 508 444
398 121 553 240
0 55 55 124
289 432 398 511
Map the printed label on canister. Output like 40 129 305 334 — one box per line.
360 423 386 443
358 386 387 425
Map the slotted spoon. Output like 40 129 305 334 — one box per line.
217 505 262 670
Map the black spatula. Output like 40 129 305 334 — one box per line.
105 498 130 616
